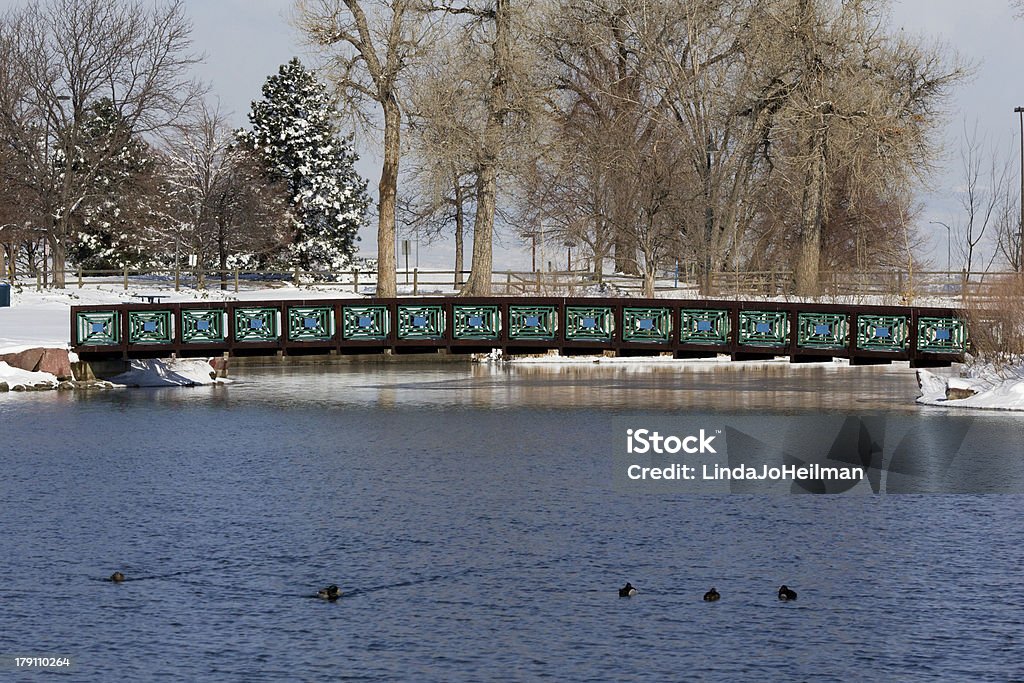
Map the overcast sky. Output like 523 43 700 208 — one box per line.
4 0 1022 270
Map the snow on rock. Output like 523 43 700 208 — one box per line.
0 361 59 391
106 359 229 387
917 367 1024 411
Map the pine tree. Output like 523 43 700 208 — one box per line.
61 98 159 270
236 58 369 271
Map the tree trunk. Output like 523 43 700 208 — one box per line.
463 164 496 296
453 177 464 286
795 124 827 297
49 230 66 288
218 215 228 291
462 0 511 297
376 97 400 297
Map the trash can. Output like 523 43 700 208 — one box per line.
0 282 9 307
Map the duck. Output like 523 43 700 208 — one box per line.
109 572 125 583
317 584 342 601
703 587 720 602
618 582 637 597
778 584 797 601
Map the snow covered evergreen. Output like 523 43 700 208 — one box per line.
236 58 369 271
61 98 159 270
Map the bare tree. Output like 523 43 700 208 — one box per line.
0 0 203 286
294 0 432 297
954 126 1013 277
743 0 965 295
159 104 291 285
418 0 546 296
402 35 483 286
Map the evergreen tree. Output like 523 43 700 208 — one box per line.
61 98 160 270
236 58 369 271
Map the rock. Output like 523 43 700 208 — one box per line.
57 380 76 391
0 381 8 392
0 347 73 380
0 348 44 373
38 348 73 380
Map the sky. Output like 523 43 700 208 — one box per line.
3 0 1022 271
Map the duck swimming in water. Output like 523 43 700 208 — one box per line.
703 587 720 602
618 582 637 597
778 585 797 601
317 585 342 601
109 572 125 583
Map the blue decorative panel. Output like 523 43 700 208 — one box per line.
234 307 280 342
680 309 729 345
182 309 227 343
565 306 613 342
622 307 672 344
917 316 966 353
453 305 500 340
856 314 908 351
128 310 173 345
398 305 445 340
288 306 334 342
343 306 389 340
509 305 557 340
738 311 789 347
76 311 120 346
797 312 849 349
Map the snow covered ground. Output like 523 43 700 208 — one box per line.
917 365 1024 411
0 361 59 390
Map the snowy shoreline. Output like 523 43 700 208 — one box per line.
916 366 1024 412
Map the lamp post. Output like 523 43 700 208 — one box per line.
928 220 952 280
1016 107 1024 271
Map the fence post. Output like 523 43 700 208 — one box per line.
78 267 83 289
36 271 41 291
960 269 967 307
353 268 359 294
294 266 300 287
234 268 240 293
506 271 511 295
174 266 180 291
413 268 418 295
123 267 128 291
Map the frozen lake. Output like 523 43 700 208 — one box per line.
1 362 1022 680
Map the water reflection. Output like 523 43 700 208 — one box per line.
220 360 925 413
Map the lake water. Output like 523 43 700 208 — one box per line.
2 361 1023 681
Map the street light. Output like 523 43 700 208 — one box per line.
928 220 952 278
1015 107 1024 271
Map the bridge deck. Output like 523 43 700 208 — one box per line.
70 296 967 367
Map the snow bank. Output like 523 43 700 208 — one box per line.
107 359 229 387
0 361 59 391
917 366 1024 411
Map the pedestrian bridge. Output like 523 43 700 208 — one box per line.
70 296 966 367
